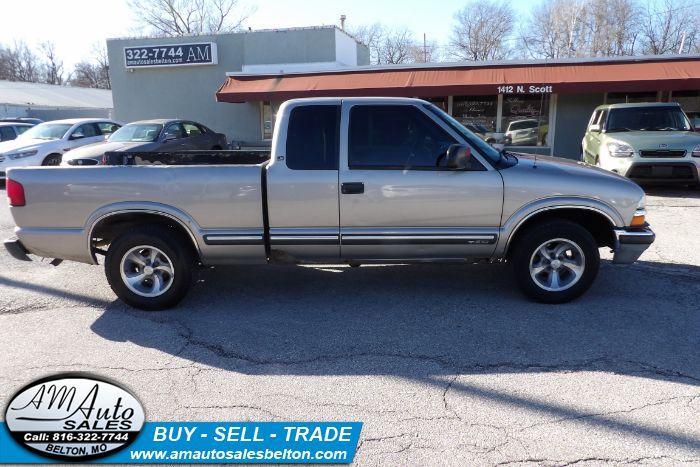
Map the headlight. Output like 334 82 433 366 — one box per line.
692 144 700 157
8 149 38 160
607 142 635 157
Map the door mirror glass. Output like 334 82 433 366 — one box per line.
589 123 601 132
445 144 471 170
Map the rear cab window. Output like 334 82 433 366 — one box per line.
285 105 339 170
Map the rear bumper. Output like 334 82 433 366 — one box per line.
3 237 32 261
612 226 655 264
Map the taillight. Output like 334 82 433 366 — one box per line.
7 179 26 206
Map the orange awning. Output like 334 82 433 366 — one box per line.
216 57 700 103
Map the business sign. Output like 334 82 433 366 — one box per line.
124 42 218 69
497 85 553 94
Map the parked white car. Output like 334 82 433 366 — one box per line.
0 119 121 179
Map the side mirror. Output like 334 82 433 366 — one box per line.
70 133 85 140
589 123 601 132
164 133 178 141
445 144 471 170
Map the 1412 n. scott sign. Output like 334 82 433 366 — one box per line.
497 85 553 94
124 42 218 68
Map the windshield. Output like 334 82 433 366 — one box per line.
606 106 692 132
423 104 502 165
109 123 163 142
19 123 72 140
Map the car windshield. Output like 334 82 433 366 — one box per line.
423 104 502 165
606 106 692 132
19 123 72 140
109 124 163 142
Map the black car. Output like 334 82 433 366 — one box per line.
61 119 228 166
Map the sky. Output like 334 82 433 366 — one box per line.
0 0 538 69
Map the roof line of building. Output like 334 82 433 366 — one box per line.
226 53 700 77
107 24 363 44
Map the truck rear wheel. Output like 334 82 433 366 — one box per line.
105 226 194 310
511 220 599 303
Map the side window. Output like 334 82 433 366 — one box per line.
597 110 609 129
0 126 16 141
349 105 456 169
285 105 339 170
97 122 120 135
588 110 600 129
164 123 184 139
73 123 99 138
183 122 202 137
15 125 30 135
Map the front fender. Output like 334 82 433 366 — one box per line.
494 196 623 258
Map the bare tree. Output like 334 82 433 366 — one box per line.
0 41 43 82
350 23 419 64
40 41 66 85
521 0 640 58
69 44 110 89
520 0 587 58
381 27 418 64
408 36 442 63
450 0 515 60
129 0 254 37
350 23 386 65
639 0 698 54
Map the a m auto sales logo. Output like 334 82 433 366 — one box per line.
5 373 145 461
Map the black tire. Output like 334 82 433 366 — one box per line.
105 226 195 310
42 154 62 166
511 220 600 304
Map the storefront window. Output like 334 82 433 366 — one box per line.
423 97 447 111
452 95 498 142
501 94 550 147
606 92 658 104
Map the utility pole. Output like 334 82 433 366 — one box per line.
423 33 427 62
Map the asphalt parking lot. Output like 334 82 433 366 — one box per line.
0 184 698 465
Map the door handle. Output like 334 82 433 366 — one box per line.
341 182 364 194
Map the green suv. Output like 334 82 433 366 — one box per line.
581 102 700 185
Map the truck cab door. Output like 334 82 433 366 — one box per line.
265 102 341 261
338 102 503 261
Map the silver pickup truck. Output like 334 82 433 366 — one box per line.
4 97 655 310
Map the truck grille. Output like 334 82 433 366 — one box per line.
639 150 686 158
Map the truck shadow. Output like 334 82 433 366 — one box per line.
89 259 700 449
91 259 699 385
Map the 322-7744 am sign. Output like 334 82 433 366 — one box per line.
124 42 218 69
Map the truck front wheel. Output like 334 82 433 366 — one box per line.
105 227 194 310
511 220 599 303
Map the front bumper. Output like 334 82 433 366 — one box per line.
612 226 655 264
624 161 699 185
3 237 32 261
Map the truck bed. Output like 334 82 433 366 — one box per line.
8 164 267 264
